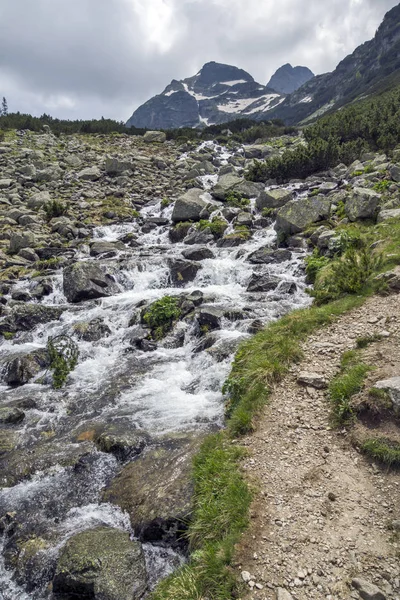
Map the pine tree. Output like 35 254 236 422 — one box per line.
1 97 8 116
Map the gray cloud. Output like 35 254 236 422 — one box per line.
0 0 398 121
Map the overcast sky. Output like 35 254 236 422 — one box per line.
0 0 398 122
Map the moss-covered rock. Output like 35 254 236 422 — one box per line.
53 526 147 600
275 196 331 236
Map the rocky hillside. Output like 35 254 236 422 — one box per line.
126 61 285 129
269 3 400 124
266 63 314 94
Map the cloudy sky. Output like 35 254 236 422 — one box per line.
0 0 398 122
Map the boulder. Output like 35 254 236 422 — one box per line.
297 371 327 389
171 189 210 223
375 266 400 292
243 144 273 159
351 578 386 600
77 166 101 181
389 164 400 182
0 304 63 334
102 437 201 545
96 425 149 461
53 527 147 600
275 197 331 236
168 259 201 286
236 212 253 227
183 229 214 245
143 131 166 143
0 406 25 424
27 190 51 209
169 222 192 242
182 246 215 261
4 349 50 386
197 306 224 330
247 273 281 293
248 247 291 265
234 180 267 201
73 318 112 342
90 241 125 257
63 262 118 303
374 377 400 411
9 232 36 254
345 187 380 221
0 179 13 189
105 156 135 175
256 189 293 210
377 208 400 223
211 173 243 200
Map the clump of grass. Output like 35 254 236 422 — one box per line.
43 199 68 221
143 296 181 340
356 333 383 348
34 257 62 272
361 438 400 467
197 217 228 238
373 180 391 193
328 350 371 425
261 207 275 218
225 190 250 209
151 433 251 600
305 250 330 284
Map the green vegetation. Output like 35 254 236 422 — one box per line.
247 84 400 183
305 250 330 283
261 207 275 218
224 190 250 208
143 296 181 340
47 335 79 389
197 217 228 238
2 332 15 340
356 333 383 348
328 350 371 425
373 180 391 193
34 257 62 272
43 199 68 221
161 197 173 208
361 438 400 466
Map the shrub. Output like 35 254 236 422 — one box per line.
43 199 68 220
224 190 250 208
47 335 79 389
143 296 181 340
305 250 330 284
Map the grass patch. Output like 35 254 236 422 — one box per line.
328 350 371 425
361 438 400 467
151 433 251 600
356 333 383 348
197 217 228 238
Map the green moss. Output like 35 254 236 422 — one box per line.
373 180 391 193
143 296 181 340
2 331 15 340
224 190 250 208
197 217 228 238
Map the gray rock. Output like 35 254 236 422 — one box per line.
375 266 400 292
243 144 273 159
172 189 210 223
275 196 331 236
377 208 400 222
73 318 112 342
65 154 82 168
105 156 135 175
0 179 13 189
277 589 295 600
248 247 291 265
96 425 149 461
389 164 400 182
0 406 25 424
256 189 293 210
0 304 63 334
374 377 400 411
169 259 201 286
212 173 243 200
317 230 336 249
183 229 214 245
143 131 166 143
345 187 380 221
297 371 327 389
231 181 265 200
4 350 50 386
247 273 281 293
182 246 215 261
77 166 101 181
90 241 125 257
351 578 386 600
9 232 36 254
197 306 224 330
53 527 147 600
63 262 118 303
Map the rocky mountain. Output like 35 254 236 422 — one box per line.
268 3 400 124
266 63 314 94
126 61 285 129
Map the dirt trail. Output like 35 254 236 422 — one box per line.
236 295 400 600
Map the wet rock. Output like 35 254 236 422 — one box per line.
216 233 248 247
96 425 149 461
182 246 214 261
90 240 125 257
137 338 158 352
297 371 327 389
248 247 291 264
246 273 280 293
144 130 166 143
4 349 50 386
275 196 331 236
53 527 147 600
169 222 192 242
0 406 25 424
171 189 210 223
197 306 224 330
168 258 201 286
73 318 112 342
236 211 253 227
63 261 118 303
351 578 386 600
256 188 293 210
30 278 54 300
103 436 201 546
0 303 63 334
183 228 214 245
0 430 18 455
345 187 380 221
9 231 36 254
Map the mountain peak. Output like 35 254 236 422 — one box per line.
196 61 254 85
267 64 314 94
